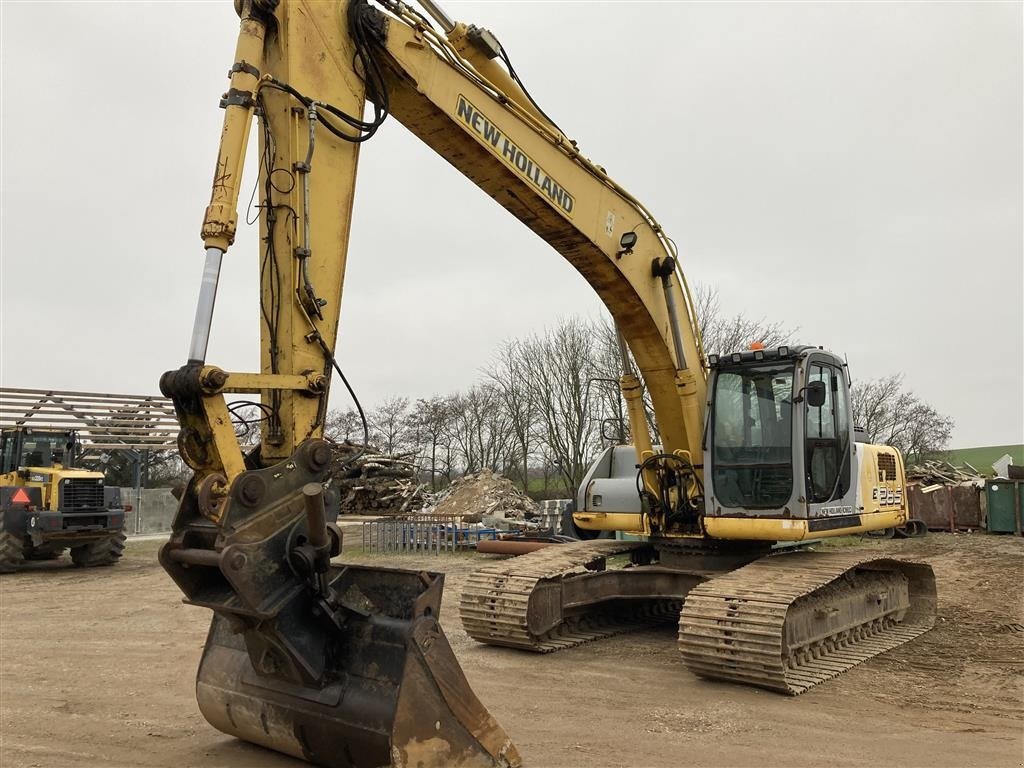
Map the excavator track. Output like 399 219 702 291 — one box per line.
678 551 937 695
460 540 682 652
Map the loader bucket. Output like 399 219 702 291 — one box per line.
193 564 520 768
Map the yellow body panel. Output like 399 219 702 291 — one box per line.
576 506 908 542
858 443 909 517
0 465 104 511
574 440 911 542
572 512 647 535
704 509 907 542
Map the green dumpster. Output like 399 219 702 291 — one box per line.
985 479 1024 534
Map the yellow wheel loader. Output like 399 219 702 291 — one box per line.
0 427 127 572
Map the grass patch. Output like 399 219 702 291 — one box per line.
915 444 1023 474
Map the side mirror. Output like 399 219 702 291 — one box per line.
806 380 827 408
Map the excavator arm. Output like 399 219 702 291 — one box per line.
158 1 711 766
166 0 707 489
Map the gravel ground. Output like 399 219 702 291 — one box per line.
1 532 1021 768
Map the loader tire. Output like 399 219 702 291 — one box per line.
70 533 126 568
0 528 25 574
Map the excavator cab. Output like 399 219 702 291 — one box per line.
702 345 891 540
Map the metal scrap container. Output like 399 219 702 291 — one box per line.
985 479 1024 534
908 483 984 531
908 484 952 530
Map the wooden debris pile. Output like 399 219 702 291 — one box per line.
428 469 539 524
907 460 985 491
328 442 426 516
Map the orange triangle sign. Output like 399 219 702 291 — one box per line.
10 488 31 504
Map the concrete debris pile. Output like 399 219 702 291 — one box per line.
428 469 539 527
906 459 985 532
328 442 426 516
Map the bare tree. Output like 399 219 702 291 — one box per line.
485 340 539 491
693 283 796 355
589 316 664 445
448 383 515 473
324 408 365 443
322 292 955 497
519 318 600 495
587 284 797 451
368 396 411 456
408 396 456 490
83 449 188 489
851 374 954 457
588 318 629 443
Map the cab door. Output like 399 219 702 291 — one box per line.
803 359 856 523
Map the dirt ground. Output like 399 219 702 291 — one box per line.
1 531 1021 768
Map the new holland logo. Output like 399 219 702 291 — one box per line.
455 95 575 216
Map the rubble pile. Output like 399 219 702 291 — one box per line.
329 442 427 515
429 469 539 524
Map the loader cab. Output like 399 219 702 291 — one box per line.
0 428 78 473
704 346 856 525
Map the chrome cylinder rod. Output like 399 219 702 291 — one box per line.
418 0 455 33
615 325 634 377
660 276 689 371
187 247 224 363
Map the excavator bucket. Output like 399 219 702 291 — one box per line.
194 565 519 768
159 439 519 768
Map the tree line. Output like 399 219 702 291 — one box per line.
90 285 953 491
323 285 954 497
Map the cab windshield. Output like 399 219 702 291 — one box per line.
711 364 794 509
18 433 73 468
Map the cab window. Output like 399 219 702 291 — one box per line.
0 434 14 474
804 364 850 503
711 364 794 509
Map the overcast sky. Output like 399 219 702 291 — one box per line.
2 1 1021 449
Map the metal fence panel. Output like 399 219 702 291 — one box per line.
361 515 502 554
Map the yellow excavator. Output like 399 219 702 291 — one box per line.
159 1 936 766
